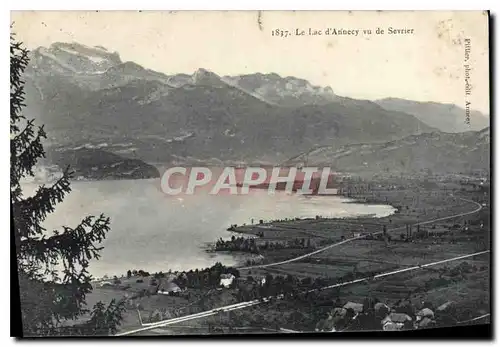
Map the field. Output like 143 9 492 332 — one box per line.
224 180 490 332
103 177 490 334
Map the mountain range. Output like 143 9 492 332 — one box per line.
285 127 490 175
375 98 489 133
23 42 489 176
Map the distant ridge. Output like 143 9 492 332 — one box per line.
24 41 486 170
376 97 489 133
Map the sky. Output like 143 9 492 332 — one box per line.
11 10 490 114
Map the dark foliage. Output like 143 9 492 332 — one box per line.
11 34 124 336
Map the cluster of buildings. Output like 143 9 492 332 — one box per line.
316 300 457 332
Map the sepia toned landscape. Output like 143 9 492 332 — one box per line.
11 11 490 337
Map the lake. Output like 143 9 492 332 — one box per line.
24 178 395 278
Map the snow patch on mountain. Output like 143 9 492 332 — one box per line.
32 47 79 73
30 42 122 76
222 73 337 106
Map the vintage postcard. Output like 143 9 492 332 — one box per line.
10 10 490 337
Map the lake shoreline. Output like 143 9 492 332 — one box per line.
212 192 396 268
28 178 394 279
97 194 395 278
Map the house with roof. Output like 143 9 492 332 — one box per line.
219 273 235 288
381 312 413 330
158 281 182 295
382 321 404 331
383 312 413 324
98 281 113 287
315 317 337 332
343 301 364 317
416 317 436 329
416 308 434 321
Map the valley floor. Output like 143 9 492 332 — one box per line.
86 176 490 335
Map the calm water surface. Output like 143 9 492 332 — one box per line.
25 178 395 278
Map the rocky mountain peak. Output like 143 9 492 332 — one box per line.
192 68 224 86
30 42 122 74
222 72 337 106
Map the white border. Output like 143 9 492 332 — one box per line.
2 1 499 10
2 1 497 347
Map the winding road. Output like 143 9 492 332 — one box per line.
238 197 483 270
116 249 489 336
115 197 486 336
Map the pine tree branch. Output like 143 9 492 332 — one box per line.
10 124 47 184
18 214 110 279
13 169 72 242
11 32 123 337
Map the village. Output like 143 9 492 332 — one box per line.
85 173 489 335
